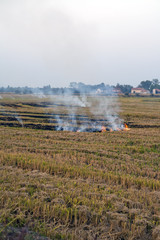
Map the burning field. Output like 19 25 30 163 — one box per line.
0 94 160 240
0 94 131 133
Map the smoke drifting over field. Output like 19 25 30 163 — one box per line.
0 90 125 132
0 107 24 127
50 91 124 132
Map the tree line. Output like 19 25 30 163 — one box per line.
0 79 159 95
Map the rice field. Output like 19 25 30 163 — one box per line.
0 94 160 240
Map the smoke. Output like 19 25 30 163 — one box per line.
0 88 124 131
14 114 24 127
0 107 24 127
51 94 85 131
49 89 124 132
32 92 46 99
31 88 47 99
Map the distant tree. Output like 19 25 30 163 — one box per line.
78 82 86 89
152 79 159 85
69 82 79 88
150 79 160 92
0 87 5 93
97 83 105 90
138 79 160 92
116 84 133 94
138 80 152 91
15 87 22 94
43 85 51 94
23 87 32 94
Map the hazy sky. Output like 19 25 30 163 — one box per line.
0 0 160 87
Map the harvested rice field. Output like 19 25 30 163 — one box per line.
0 94 160 240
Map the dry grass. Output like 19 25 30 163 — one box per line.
0 94 160 239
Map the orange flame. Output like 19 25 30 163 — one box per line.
123 123 130 131
101 126 106 132
101 124 130 132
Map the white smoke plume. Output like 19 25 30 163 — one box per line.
49 89 124 132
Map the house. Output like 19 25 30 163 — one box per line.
113 88 122 95
152 89 160 95
131 88 150 95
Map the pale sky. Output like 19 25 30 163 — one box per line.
0 0 160 87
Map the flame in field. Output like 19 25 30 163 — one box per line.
75 123 130 133
101 123 130 132
123 123 130 131
101 126 106 132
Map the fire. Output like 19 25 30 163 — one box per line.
75 123 131 133
123 123 130 131
101 126 106 132
101 123 130 132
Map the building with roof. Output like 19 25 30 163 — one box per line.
152 89 160 95
131 88 150 95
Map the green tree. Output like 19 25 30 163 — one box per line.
138 80 152 91
116 84 133 94
150 79 160 92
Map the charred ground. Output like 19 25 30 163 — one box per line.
0 94 160 240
